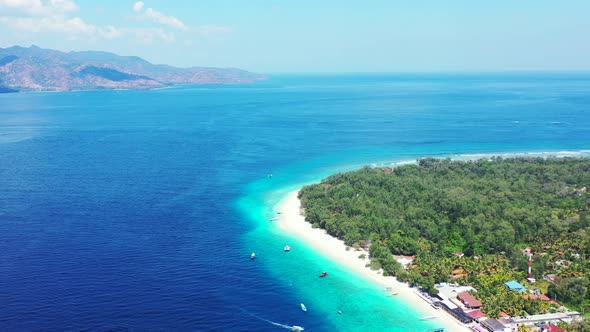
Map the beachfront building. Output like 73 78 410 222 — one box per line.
457 292 482 309
504 280 526 293
467 309 487 322
435 300 474 324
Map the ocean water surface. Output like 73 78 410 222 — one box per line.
1 73 590 331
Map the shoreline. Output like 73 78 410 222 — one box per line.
276 190 471 332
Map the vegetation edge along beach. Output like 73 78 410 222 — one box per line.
281 156 590 331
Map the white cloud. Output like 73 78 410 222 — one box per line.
133 1 143 13
144 8 186 30
132 2 187 31
0 0 230 47
0 0 175 44
124 27 175 44
0 0 78 16
49 0 78 13
129 2 232 42
0 15 177 44
0 15 121 39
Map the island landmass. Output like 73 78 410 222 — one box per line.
288 157 590 331
0 45 265 92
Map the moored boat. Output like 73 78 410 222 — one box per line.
284 245 291 251
300 303 307 312
319 271 328 278
250 253 256 260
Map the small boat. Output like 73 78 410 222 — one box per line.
270 217 279 221
250 253 256 260
291 326 304 331
390 292 399 296
300 303 307 312
284 245 291 252
420 315 437 320
319 271 328 278
338 310 342 315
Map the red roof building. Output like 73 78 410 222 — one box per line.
541 324 565 332
457 292 482 309
467 309 486 320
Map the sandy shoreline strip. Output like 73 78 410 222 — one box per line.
276 190 471 332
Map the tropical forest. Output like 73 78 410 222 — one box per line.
298 157 590 323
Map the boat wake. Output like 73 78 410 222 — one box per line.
266 320 305 331
239 308 304 331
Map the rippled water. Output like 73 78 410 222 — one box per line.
1 73 589 331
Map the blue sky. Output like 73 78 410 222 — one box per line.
1 0 589 73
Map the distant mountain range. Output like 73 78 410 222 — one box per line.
0 45 265 92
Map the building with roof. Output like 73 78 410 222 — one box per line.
457 291 482 309
505 311 580 326
481 318 509 332
467 309 486 322
544 274 557 283
504 280 526 292
435 301 473 324
541 324 565 332
454 285 475 293
393 255 414 266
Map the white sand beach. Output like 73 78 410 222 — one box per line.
276 190 471 332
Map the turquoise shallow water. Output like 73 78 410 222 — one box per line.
1 73 590 331
238 149 590 332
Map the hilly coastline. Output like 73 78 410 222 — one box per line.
0 45 265 92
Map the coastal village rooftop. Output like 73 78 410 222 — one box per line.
457 292 482 309
481 318 509 332
467 309 486 320
504 280 526 293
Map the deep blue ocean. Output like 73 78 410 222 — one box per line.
1 73 590 331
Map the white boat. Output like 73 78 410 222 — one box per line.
270 217 279 221
300 303 307 312
250 253 256 260
420 315 437 320
284 245 291 251
291 326 305 331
